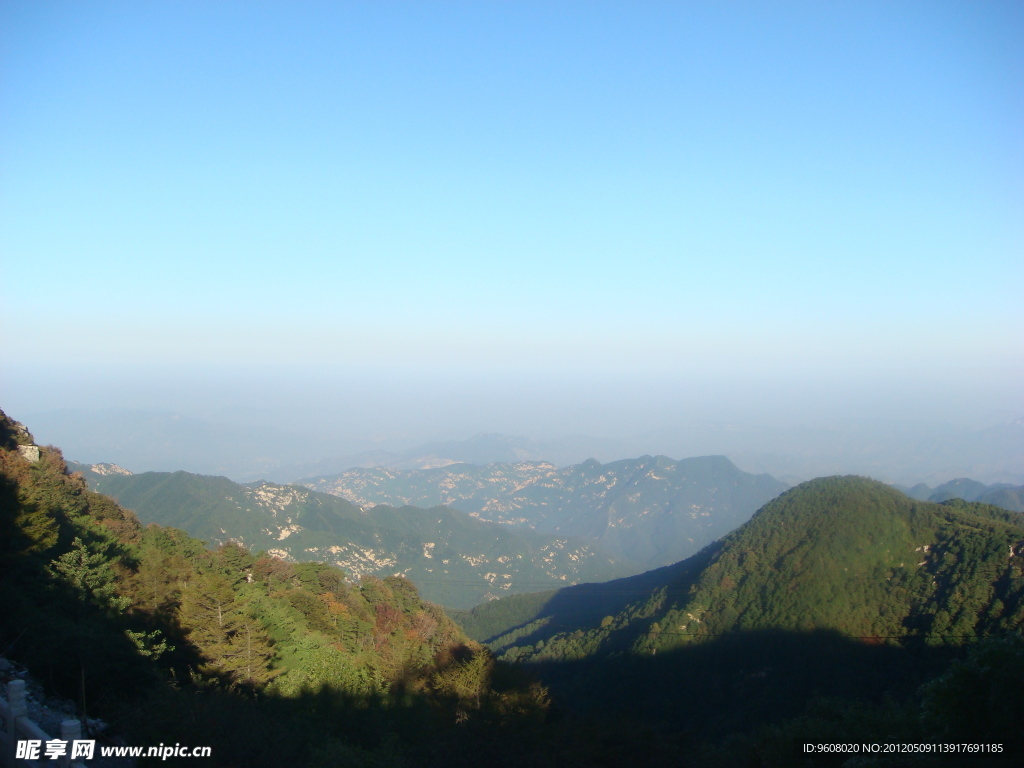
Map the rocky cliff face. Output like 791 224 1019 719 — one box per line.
0 409 40 463
88 463 133 477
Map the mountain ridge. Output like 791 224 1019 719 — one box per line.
898 477 1024 512
300 453 789 570
442 475 1024 754
457 476 1024 658
72 465 637 608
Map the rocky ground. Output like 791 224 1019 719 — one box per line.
0 656 133 766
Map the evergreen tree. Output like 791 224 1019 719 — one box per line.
49 536 130 611
178 573 275 686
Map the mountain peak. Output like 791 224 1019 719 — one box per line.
471 474 1024 666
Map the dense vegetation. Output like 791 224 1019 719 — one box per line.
467 478 1024 658
0 410 553 766
454 477 1024 764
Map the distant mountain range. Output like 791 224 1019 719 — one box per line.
254 432 635 483
30 407 1024 486
71 464 634 608
71 454 787 607
633 417 1024 487
299 454 789 569
898 477 1024 512
34 409 634 481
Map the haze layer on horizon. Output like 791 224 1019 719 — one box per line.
3 2 1022 482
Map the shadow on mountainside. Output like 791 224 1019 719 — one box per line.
521 627 1024 767
110 628 1024 768
454 543 724 649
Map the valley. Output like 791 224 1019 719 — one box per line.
299 454 788 568
4 408 1023 765
70 454 787 607
70 465 635 608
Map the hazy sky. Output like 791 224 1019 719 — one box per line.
3 1 1022 467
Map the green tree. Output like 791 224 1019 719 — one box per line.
432 649 492 710
48 537 130 611
179 574 276 686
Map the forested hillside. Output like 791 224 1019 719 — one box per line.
0 409 553 766
72 466 633 608
453 477 1024 763
466 478 1024 657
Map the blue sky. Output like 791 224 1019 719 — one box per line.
2 1 1022 465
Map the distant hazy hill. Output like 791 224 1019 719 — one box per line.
899 477 1024 512
456 477 1024 657
73 466 634 608
301 454 789 570
251 432 634 483
27 408 304 478
32 409 631 482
